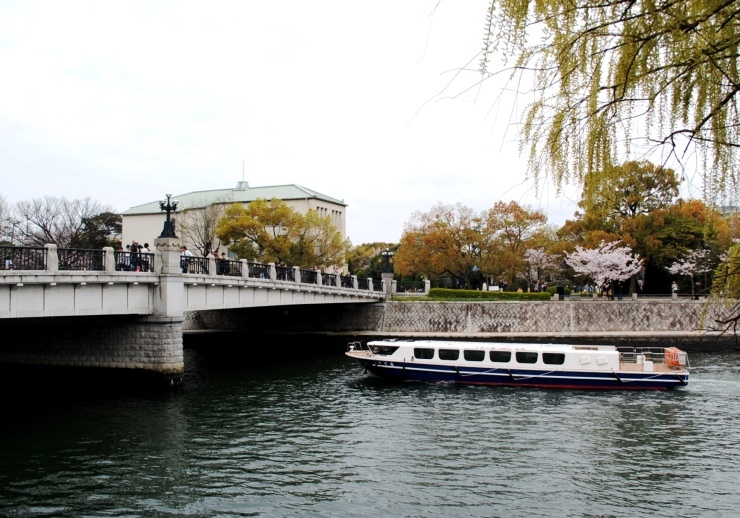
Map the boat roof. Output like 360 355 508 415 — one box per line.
367 339 618 352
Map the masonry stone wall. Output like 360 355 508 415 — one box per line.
0 315 184 379
378 300 719 333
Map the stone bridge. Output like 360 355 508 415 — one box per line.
0 237 385 381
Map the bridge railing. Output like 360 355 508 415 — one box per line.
1 245 46 270
216 258 242 277
300 269 318 285
276 265 294 282
181 256 209 274
1 245 385 298
248 262 269 279
114 251 155 272
58 248 105 271
324 273 338 287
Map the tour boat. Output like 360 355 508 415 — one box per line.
346 339 690 390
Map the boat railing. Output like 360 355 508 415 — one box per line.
616 346 689 369
347 341 370 353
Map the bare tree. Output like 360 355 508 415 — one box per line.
0 193 11 244
178 199 227 256
11 196 113 247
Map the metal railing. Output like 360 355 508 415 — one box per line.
58 248 105 271
276 265 294 282
301 269 318 285
216 259 242 277
114 251 155 272
397 281 425 293
248 262 269 279
181 256 209 274
324 273 338 287
1 246 382 298
1 245 46 270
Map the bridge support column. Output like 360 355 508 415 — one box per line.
0 315 184 383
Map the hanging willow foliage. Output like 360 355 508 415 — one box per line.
481 0 740 202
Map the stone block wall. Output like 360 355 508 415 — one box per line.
378 300 721 333
0 315 184 378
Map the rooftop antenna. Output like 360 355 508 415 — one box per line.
242 159 245 181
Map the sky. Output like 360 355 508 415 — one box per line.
0 0 589 245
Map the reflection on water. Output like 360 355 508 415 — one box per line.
1 341 739 517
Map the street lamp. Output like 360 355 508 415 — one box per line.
381 248 394 273
158 194 179 238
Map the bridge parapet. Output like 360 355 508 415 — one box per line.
1 243 385 319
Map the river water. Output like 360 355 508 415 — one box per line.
2 338 739 517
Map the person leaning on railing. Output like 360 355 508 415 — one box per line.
180 246 194 273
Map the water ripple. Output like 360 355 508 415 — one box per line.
1 349 739 517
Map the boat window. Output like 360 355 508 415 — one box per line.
371 345 400 355
414 348 435 360
542 353 565 365
489 351 511 363
463 350 485 362
438 349 460 361
515 352 538 364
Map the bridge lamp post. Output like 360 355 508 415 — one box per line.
158 194 179 238
381 248 394 273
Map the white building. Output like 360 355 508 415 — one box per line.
121 181 348 255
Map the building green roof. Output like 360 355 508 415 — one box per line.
121 182 347 215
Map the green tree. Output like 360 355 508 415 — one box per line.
216 199 302 263
580 161 680 225
289 209 350 268
558 160 680 251
480 0 740 200
215 198 347 268
346 242 396 278
70 211 122 250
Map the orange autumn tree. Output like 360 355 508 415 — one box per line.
394 201 548 289
394 202 483 288
483 201 548 285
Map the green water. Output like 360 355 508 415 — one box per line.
1 340 739 517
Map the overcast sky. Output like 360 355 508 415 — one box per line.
0 0 592 244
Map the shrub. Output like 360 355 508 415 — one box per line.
428 288 551 301
545 286 571 296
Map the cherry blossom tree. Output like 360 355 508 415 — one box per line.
666 249 711 298
523 248 559 291
565 241 643 294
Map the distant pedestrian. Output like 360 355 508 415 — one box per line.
4 255 13 270
180 246 193 273
672 281 678 294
